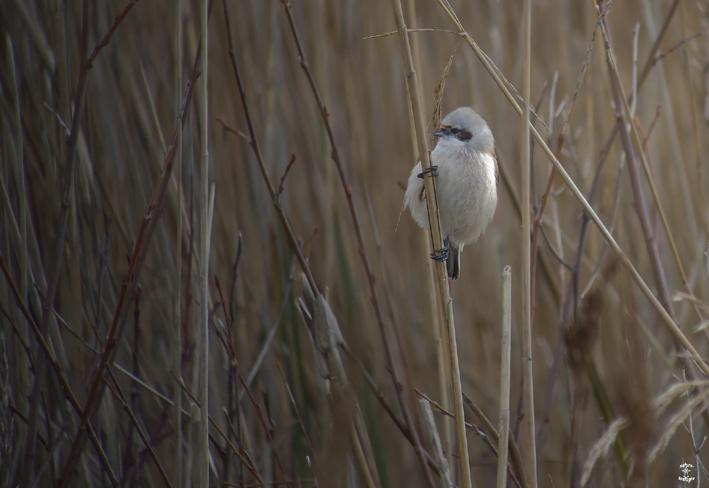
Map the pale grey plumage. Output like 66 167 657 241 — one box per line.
404 107 498 279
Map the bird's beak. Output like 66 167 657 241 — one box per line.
430 128 446 137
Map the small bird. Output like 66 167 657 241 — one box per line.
405 107 498 279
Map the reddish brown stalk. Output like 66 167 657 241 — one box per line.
104 369 172 487
0 256 119 486
24 10 144 473
22 1 93 482
638 105 662 148
57 6 209 479
220 7 386 484
634 115 658 174
280 2 435 486
223 1 440 483
219 3 319 297
86 0 140 65
123 287 141 479
277 152 298 200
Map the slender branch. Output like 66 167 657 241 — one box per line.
281 1 437 486
341 345 445 478
277 152 298 201
56 8 208 480
86 0 140 65
529 1 610 323
104 369 173 487
604 19 706 332
236 370 287 477
277 365 318 466
599 15 675 318
0 255 120 487
220 2 318 297
21 0 94 482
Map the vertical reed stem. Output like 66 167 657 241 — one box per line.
173 1 184 485
198 0 210 483
497 266 512 488
521 0 538 485
389 1 471 486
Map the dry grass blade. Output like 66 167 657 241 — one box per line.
648 387 709 463
652 380 709 419
419 399 453 488
431 40 460 135
673 292 709 316
579 417 629 487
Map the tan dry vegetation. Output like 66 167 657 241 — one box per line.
1 0 709 486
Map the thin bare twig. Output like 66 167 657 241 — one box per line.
219 6 318 297
57 5 209 479
277 365 318 466
277 152 298 201
282 1 436 485
0 255 119 487
537 0 685 461
362 28 456 40
104 369 173 488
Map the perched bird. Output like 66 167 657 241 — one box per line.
405 107 498 279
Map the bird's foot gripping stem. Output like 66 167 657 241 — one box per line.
429 237 449 262
417 165 438 179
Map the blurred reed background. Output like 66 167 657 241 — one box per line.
1 0 709 486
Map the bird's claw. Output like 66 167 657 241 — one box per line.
417 165 439 179
429 237 449 261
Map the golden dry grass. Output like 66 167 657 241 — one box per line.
1 0 709 486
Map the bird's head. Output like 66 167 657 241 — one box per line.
431 107 494 154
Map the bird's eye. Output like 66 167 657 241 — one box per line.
451 128 459 134
457 130 473 141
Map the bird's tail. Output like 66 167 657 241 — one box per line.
447 245 461 280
